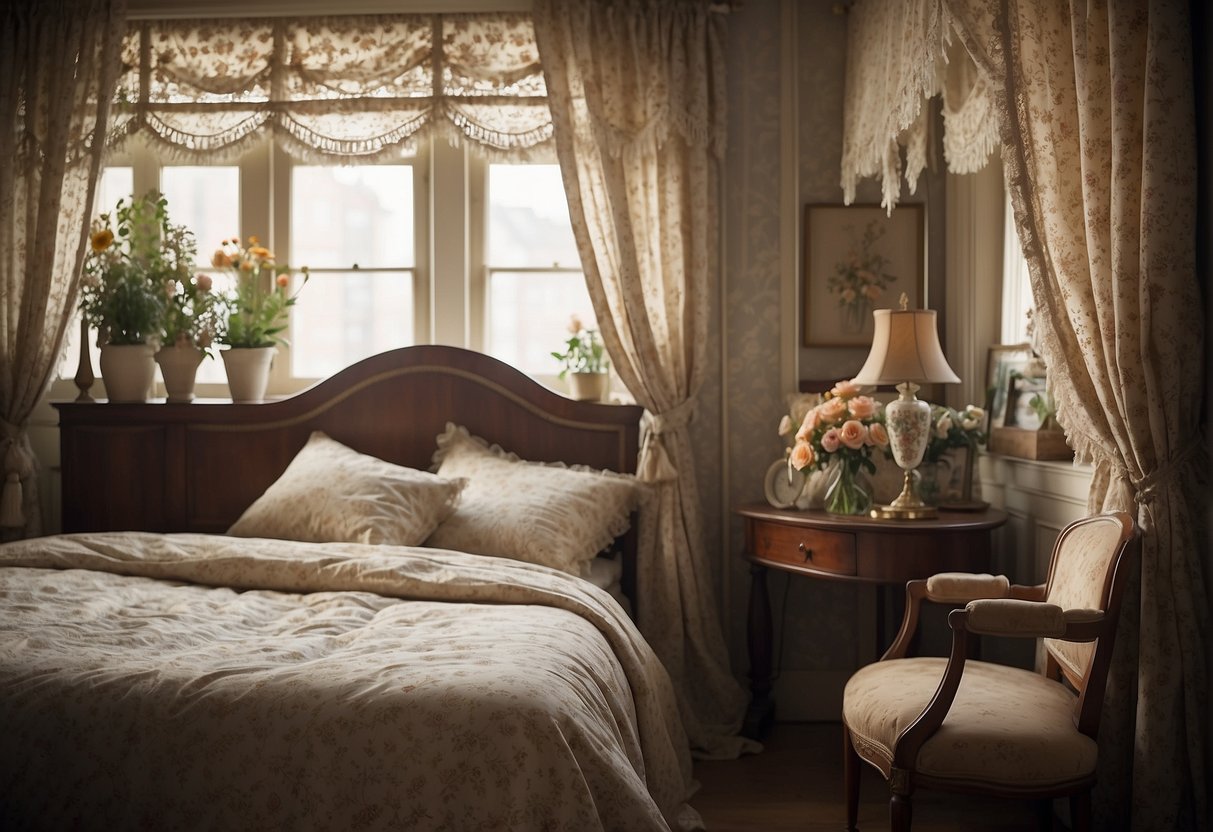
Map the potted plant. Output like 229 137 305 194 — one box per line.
79 193 177 402
552 314 610 402
211 237 308 403
920 403 987 506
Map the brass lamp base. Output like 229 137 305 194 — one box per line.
869 470 938 521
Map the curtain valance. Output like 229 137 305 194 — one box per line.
839 0 999 210
111 13 554 162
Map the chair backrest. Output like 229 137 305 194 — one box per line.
1041 511 1139 732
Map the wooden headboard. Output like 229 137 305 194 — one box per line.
55 346 645 602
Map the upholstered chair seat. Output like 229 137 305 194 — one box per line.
844 657 1097 788
841 511 1139 832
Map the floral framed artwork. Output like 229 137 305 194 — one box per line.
802 203 925 348
984 343 1034 431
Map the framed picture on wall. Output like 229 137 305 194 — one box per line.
984 343 1034 431
802 203 925 348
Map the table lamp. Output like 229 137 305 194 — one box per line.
852 293 959 520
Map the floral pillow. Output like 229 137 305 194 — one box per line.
424 423 644 576
228 431 465 546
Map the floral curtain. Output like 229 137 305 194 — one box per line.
0 0 126 540
111 14 553 162
532 0 754 759
843 0 1208 827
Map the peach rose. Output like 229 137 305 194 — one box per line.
839 419 867 450
841 288 856 303
848 395 877 420
868 422 889 447
276 274 289 288
790 440 814 471
831 379 862 399
819 397 848 423
821 428 841 453
795 407 819 441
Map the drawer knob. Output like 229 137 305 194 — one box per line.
798 542 812 561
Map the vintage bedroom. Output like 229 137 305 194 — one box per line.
0 0 1208 830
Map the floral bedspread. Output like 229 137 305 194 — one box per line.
0 532 700 831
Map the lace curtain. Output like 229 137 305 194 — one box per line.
533 0 754 761
843 1 1207 828
840 0 999 210
111 14 553 162
0 0 126 539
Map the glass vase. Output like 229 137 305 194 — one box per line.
824 458 872 516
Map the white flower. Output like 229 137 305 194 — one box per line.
934 413 953 438
778 415 793 436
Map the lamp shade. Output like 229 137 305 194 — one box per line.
852 308 960 386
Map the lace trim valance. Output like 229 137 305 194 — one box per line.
840 0 999 211
110 13 554 162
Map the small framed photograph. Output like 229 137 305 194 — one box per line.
802 203 925 348
985 344 1034 431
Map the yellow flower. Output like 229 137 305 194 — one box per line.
249 246 272 260
90 228 114 253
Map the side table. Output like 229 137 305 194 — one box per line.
738 503 1007 738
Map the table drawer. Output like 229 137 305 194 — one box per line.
750 522 857 576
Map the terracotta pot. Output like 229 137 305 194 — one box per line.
221 346 275 403
568 372 608 402
99 343 155 403
155 345 204 403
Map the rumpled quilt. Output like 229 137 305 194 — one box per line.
0 532 701 831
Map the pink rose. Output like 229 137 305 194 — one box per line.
831 379 862 399
868 422 888 447
839 420 867 450
848 395 876 420
821 428 841 453
795 407 819 441
819 397 848 423
790 441 814 471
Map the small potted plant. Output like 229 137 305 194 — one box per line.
552 314 610 402
79 192 181 402
210 237 308 403
919 403 987 506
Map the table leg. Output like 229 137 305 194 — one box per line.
743 561 774 739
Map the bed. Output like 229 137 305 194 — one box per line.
1 346 699 831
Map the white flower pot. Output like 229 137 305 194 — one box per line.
221 346 275 403
155 345 204 403
568 372 609 402
99 343 156 403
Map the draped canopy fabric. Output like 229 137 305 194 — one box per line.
842 1 1207 829
532 0 753 760
111 14 554 162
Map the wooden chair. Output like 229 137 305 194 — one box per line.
841 511 1140 831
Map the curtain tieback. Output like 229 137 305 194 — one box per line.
1110 439 1206 506
638 400 697 483
1 419 34 529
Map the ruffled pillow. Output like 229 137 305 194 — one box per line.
424 423 643 576
228 431 465 546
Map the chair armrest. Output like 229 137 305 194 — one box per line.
925 572 1010 603
966 599 1105 639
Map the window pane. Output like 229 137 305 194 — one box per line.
290 270 414 379
291 166 413 268
160 166 240 267
487 270 594 375
488 164 579 268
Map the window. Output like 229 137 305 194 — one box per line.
1001 189 1033 345
58 136 595 397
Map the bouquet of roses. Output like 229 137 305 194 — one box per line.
785 379 889 476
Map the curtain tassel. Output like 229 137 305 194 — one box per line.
0 472 23 528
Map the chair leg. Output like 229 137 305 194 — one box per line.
843 726 860 831
1070 790 1092 832
890 792 912 832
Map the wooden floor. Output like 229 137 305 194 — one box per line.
691 722 1048 831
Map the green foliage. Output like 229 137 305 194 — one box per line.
551 320 608 378
211 238 308 349
923 404 987 464
79 192 195 346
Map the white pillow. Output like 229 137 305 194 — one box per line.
424 423 643 576
228 431 465 546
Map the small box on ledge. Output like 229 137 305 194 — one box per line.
989 427 1073 461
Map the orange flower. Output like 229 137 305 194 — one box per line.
248 235 260 245
275 274 289 288
90 228 114 253
211 249 232 268
249 246 272 259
